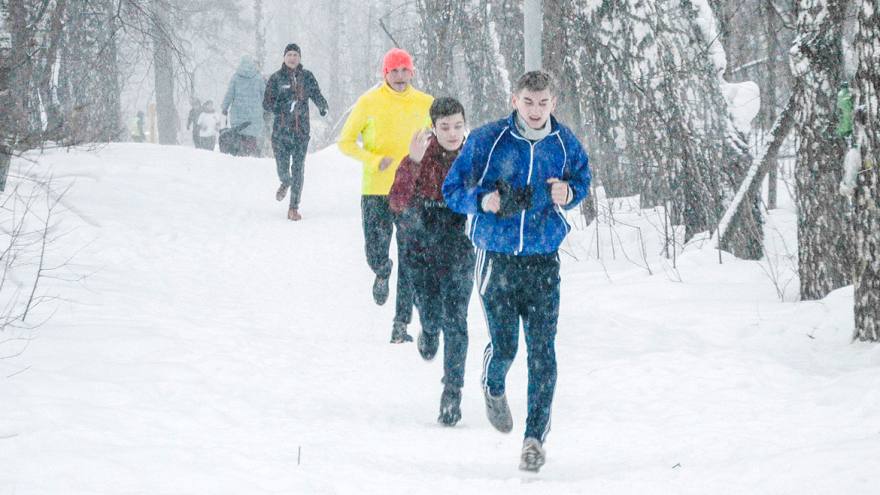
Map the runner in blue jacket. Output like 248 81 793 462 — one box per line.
442 70 591 473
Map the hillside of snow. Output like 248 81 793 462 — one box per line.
1 143 878 494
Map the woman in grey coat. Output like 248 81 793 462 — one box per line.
221 55 266 156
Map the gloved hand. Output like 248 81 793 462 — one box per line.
495 179 532 218
319 107 328 117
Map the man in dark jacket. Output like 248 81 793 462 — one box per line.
263 43 328 221
443 70 591 473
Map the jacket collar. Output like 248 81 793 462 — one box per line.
425 135 460 165
280 63 302 75
506 112 559 142
380 82 415 98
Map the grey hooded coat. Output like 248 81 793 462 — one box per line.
222 56 266 138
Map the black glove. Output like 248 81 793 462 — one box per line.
319 107 328 117
495 179 532 218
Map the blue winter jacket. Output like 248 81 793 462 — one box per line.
442 112 591 255
221 56 266 138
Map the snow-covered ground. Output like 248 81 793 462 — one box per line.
1 143 878 494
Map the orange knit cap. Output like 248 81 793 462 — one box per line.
382 48 414 75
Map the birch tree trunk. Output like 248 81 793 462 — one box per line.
6 0 33 145
791 0 852 300
851 0 880 341
1 3 13 190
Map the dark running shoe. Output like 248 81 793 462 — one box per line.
483 388 513 433
417 330 439 361
275 183 289 202
389 321 413 343
372 259 392 305
438 386 462 426
372 275 389 305
519 437 546 472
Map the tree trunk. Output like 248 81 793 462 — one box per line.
6 0 34 147
851 0 880 341
417 0 459 97
254 0 265 72
459 0 510 126
792 0 852 301
152 1 178 145
523 0 541 71
102 0 122 142
763 0 780 209
57 0 123 144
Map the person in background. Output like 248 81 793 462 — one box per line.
196 100 221 150
337 48 433 344
262 43 328 221
443 70 592 473
222 55 266 157
389 97 473 426
131 111 146 143
186 97 202 147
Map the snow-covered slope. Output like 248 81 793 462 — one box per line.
1 144 878 494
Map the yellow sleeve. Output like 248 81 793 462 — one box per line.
338 99 383 170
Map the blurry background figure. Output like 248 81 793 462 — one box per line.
131 111 146 143
196 100 220 150
186 97 203 147
221 55 266 157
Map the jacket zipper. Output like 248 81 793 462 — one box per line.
517 141 536 254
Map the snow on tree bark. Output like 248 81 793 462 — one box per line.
457 0 512 126
416 0 461 96
851 0 879 342
561 1 760 255
59 0 123 143
791 0 852 301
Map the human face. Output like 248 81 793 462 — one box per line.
385 67 413 92
511 88 556 129
433 113 466 151
283 50 301 69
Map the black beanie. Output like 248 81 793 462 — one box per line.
284 43 301 55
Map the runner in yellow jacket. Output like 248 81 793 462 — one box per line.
338 48 433 344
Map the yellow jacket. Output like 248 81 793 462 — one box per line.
338 83 433 195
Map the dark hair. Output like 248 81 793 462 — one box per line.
429 97 465 125
515 70 556 94
284 43 301 55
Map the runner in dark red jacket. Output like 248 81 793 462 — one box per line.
389 97 474 427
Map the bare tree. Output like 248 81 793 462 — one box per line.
151 0 177 145
0 174 72 360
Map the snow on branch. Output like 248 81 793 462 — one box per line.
712 84 801 248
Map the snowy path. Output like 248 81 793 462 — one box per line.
1 144 879 494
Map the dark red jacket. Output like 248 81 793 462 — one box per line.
389 136 471 255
